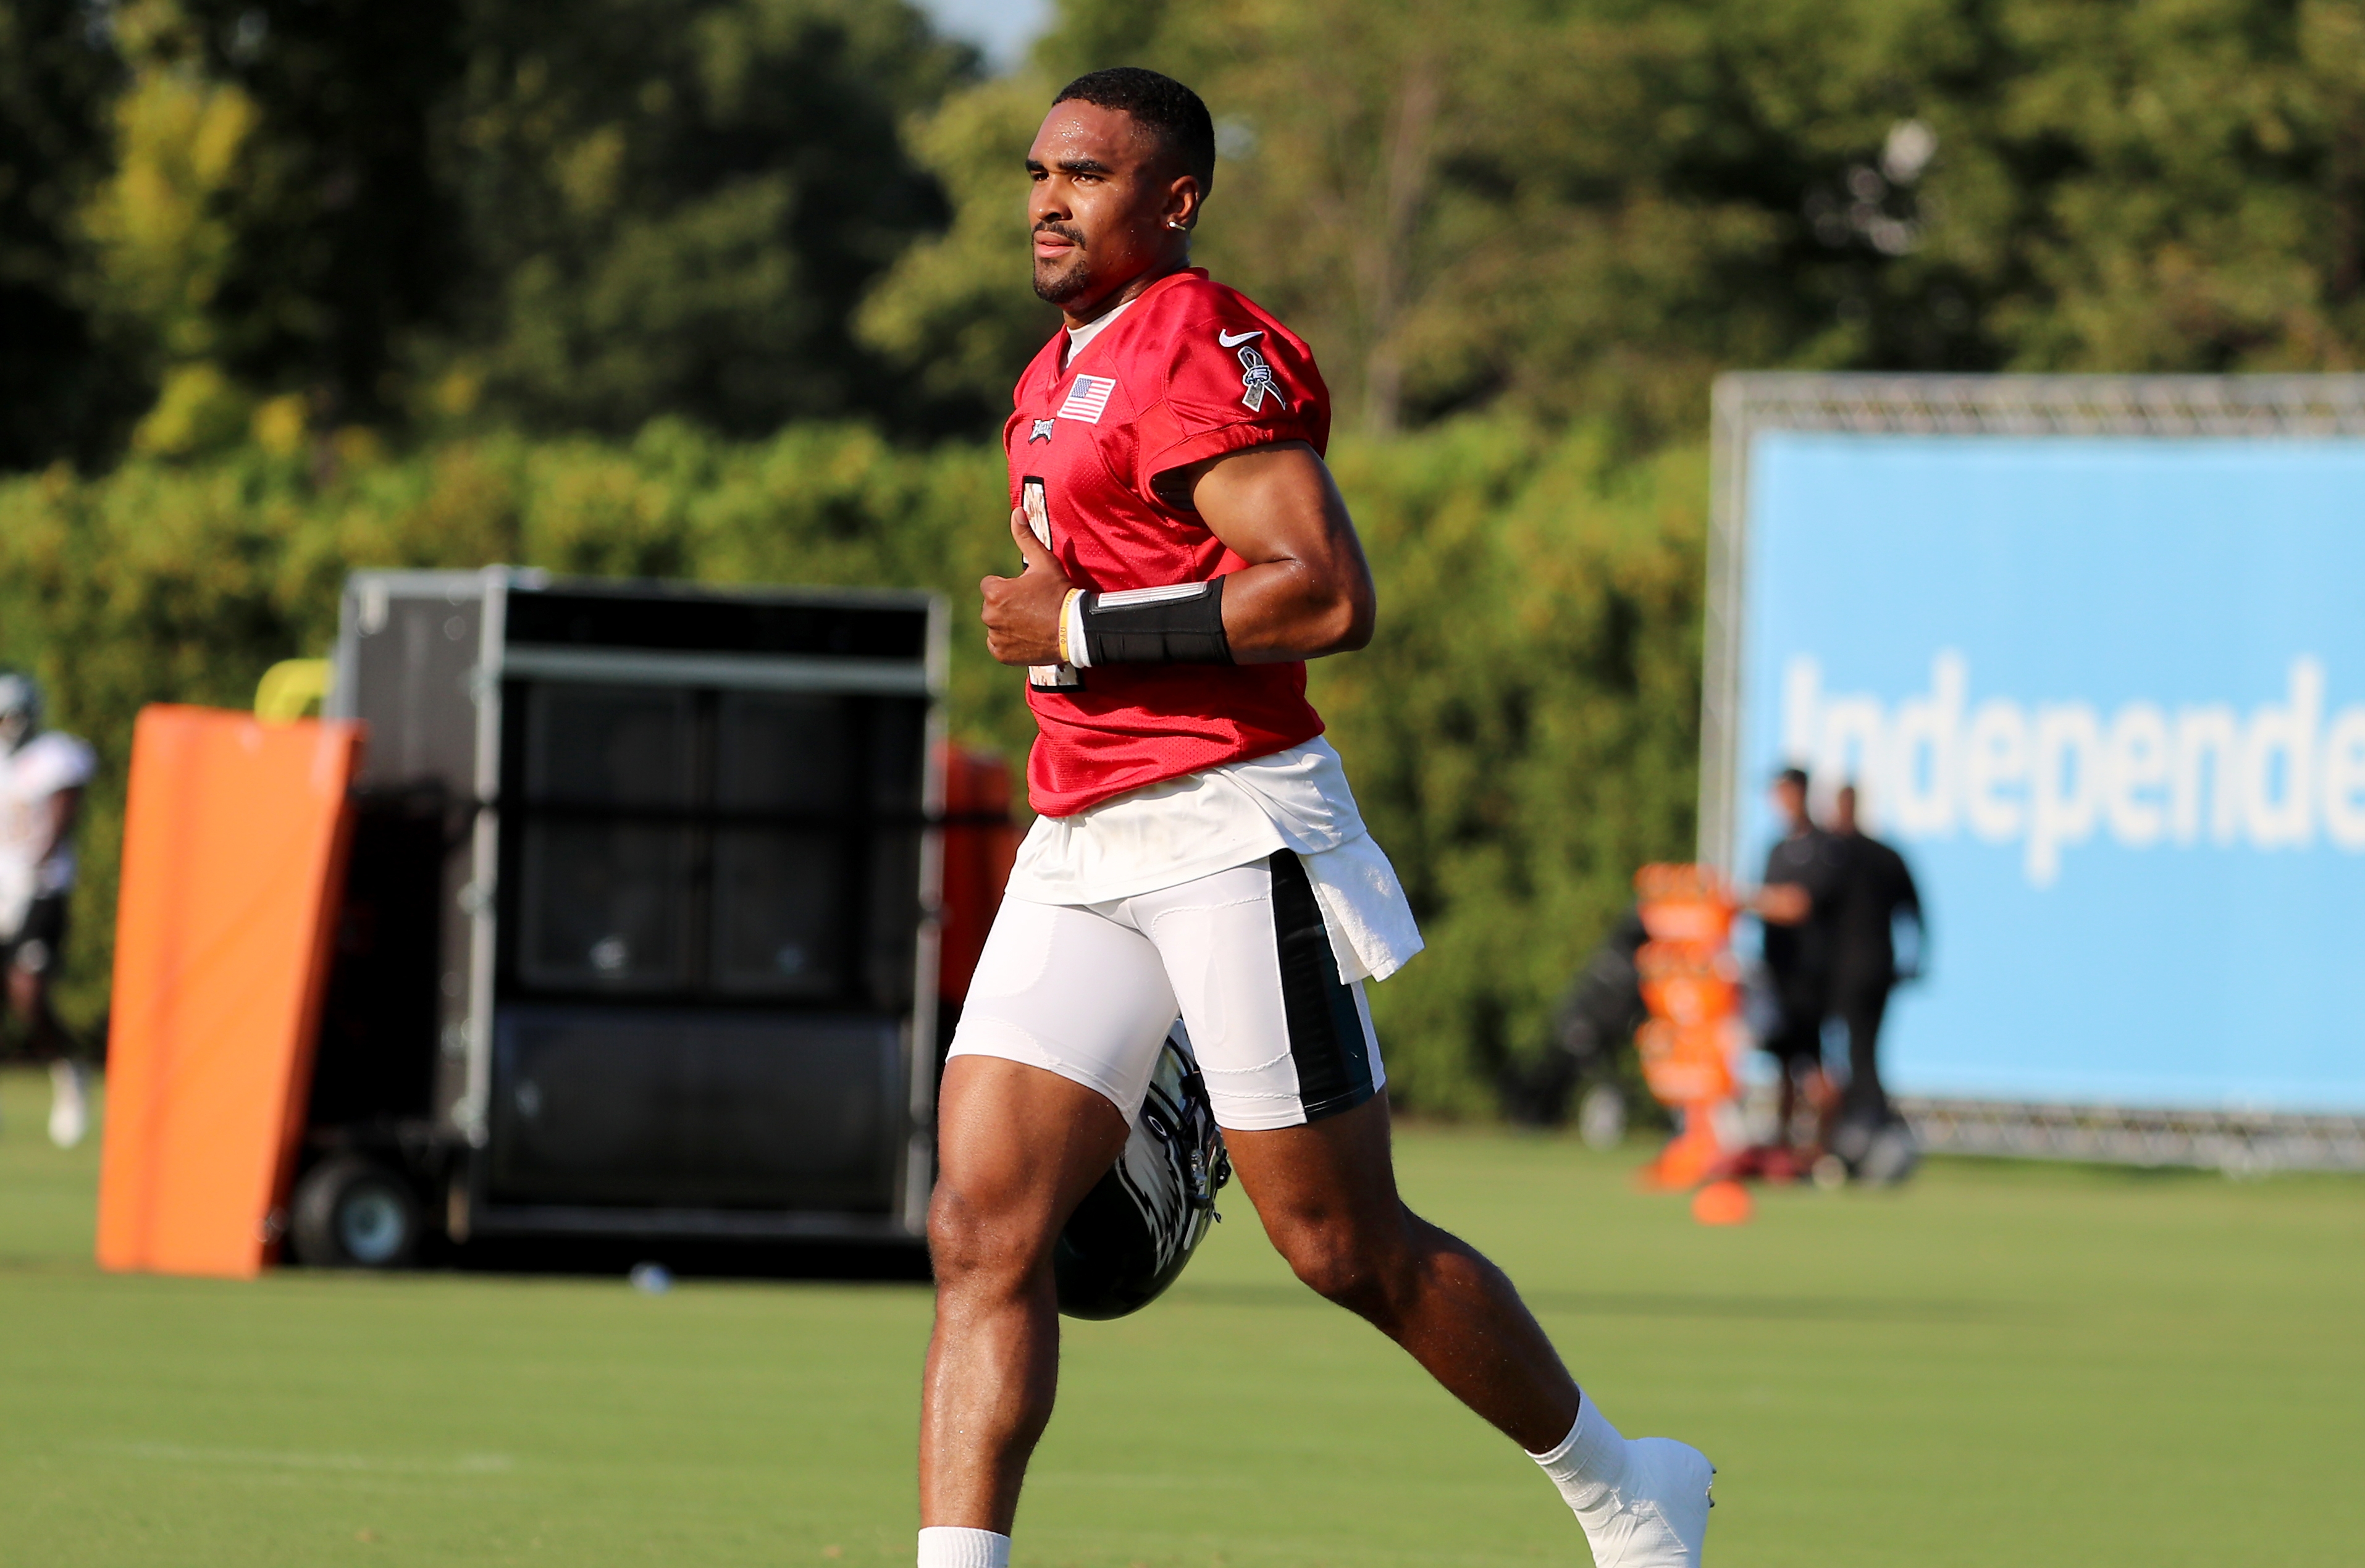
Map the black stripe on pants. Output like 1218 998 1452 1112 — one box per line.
1268 850 1379 1122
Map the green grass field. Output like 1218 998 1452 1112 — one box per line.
2 1063 2359 1567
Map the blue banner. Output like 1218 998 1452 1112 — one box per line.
1739 432 2365 1110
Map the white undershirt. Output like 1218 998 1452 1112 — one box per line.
1006 738 1424 984
1061 295 1138 367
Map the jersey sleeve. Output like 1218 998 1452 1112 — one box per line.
18 734 95 797
1132 316 1327 490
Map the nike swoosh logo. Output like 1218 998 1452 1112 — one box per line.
1217 329 1264 347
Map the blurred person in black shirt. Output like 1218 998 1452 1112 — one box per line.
1826 784 1924 1166
1750 766 1847 1151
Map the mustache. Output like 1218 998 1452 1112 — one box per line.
1033 220 1085 250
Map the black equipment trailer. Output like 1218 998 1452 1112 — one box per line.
295 568 947 1267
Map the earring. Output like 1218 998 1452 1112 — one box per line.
1167 219 1189 231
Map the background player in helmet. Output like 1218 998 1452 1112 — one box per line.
920 69 1715 1568
0 673 97 1146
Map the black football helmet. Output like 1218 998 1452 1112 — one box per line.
1054 1023 1231 1320
0 671 41 753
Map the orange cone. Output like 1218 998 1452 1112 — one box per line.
1691 1180 1754 1226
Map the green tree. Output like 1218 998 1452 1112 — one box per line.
1052 0 2015 433
73 0 462 457
179 0 466 425
874 0 2365 442
67 0 980 464
1980 0 2365 369
852 72 1062 434
864 0 1983 437
0 0 138 468
432 0 977 438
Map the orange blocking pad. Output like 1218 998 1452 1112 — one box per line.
96 706 363 1278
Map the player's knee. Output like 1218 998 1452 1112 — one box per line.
925 1183 1002 1284
1274 1213 1415 1322
1287 1247 1382 1315
925 1180 1042 1294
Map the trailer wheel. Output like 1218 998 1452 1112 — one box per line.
290 1157 421 1268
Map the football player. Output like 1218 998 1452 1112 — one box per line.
0 673 95 1146
921 69 1714 1568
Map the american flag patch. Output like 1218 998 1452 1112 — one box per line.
1058 374 1118 424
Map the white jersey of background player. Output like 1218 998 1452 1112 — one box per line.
0 673 95 1146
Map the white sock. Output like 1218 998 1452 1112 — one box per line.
917 1527 1010 1568
48 1060 87 1147
1529 1394 1629 1514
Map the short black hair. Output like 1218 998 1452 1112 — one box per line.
1774 766 1810 791
1052 67 1216 195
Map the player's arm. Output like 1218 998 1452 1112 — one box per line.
1760 839 1850 924
1159 441 1374 663
977 442 1375 668
36 786 80 864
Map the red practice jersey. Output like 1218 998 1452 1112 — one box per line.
1003 269 1332 816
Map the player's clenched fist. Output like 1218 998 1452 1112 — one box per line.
980 507 1073 666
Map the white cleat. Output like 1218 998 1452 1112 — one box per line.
1575 1437 1714 1568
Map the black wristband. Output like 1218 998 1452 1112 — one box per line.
1079 577 1233 665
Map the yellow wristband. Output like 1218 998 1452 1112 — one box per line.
1057 589 1080 665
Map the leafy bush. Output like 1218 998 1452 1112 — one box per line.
0 417 1700 1111
1319 424 1703 1111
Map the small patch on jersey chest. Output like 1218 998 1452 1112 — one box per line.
1058 375 1119 424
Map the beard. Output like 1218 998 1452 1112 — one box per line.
1031 223 1091 304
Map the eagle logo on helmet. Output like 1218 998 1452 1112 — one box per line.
1052 1023 1231 1319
